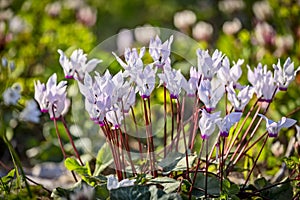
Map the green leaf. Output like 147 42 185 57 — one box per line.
158 152 197 173
1 169 15 185
191 173 220 198
260 179 293 200
94 184 110 200
93 143 114 176
254 177 268 190
64 158 95 185
0 169 15 193
110 185 151 200
148 177 180 193
64 157 88 175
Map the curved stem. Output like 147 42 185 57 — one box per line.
61 116 83 166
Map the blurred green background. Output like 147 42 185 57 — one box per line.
0 0 299 174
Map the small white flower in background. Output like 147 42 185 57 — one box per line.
197 49 224 80
9 16 27 33
198 79 224 112
254 22 275 46
199 109 221 140
173 10 196 31
1 57 7 67
258 114 297 137
217 57 243 86
69 184 95 200
227 83 253 112
58 48 102 81
106 175 135 190
222 18 242 35
2 83 21 106
217 112 242 137
19 100 41 123
158 65 187 99
192 21 213 41
149 35 173 68
218 0 245 14
76 6 97 27
34 73 69 120
252 0 273 21
117 29 134 54
134 24 159 45
273 57 300 91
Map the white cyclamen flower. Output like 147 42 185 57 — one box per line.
106 107 124 129
217 57 243 86
106 175 135 190
58 49 102 80
227 82 253 112
149 35 173 68
2 83 21 106
198 79 224 112
247 63 277 102
258 114 297 137
158 65 187 99
34 73 69 120
19 100 41 123
217 112 242 137
135 64 157 98
78 72 114 124
273 57 300 91
112 47 145 82
199 109 221 139
182 66 201 97
197 49 224 80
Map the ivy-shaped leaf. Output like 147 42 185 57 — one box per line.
93 143 114 176
191 173 220 198
64 157 94 185
148 177 180 193
158 152 197 173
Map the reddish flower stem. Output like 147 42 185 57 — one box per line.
61 116 84 166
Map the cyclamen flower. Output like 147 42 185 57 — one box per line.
198 79 224 112
107 175 135 190
227 82 253 112
34 73 69 120
183 66 201 97
217 112 242 137
197 49 224 80
273 57 300 91
158 65 187 99
135 64 157 98
2 83 21 106
199 109 221 139
58 49 102 80
258 114 297 137
149 35 173 68
106 107 124 129
247 63 277 102
217 57 243 86
19 100 41 123
78 72 114 124
112 47 145 82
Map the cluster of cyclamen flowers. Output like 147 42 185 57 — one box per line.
34 35 298 142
